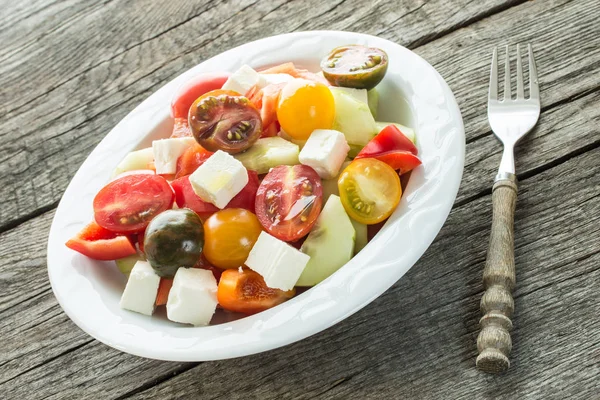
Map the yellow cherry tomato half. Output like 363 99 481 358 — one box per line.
276 79 335 140
203 208 262 269
337 158 402 224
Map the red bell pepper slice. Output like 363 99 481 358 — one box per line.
355 124 421 174
66 221 137 260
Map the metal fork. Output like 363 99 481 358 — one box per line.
476 44 540 374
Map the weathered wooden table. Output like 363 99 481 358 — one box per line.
1 0 598 398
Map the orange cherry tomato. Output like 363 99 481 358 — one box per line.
337 158 402 224
276 79 335 140
203 208 262 269
217 268 295 314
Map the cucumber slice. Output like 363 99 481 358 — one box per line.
112 147 154 177
297 195 355 286
278 129 307 149
374 122 416 144
348 144 363 159
350 219 368 254
330 89 379 148
115 255 143 277
367 88 379 119
233 137 299 174
322 161 351 202
330 87 368 105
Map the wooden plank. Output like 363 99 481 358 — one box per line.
0 0 574 230
0 0 57 31
414 0 600 146
0 131 597 399
0 0 518 117
459 89 600 204
0 0 109 62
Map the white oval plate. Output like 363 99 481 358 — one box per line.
47 31 464 361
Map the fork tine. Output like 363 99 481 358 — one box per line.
504 45 511 101
516 44 524 99
489 47 498 101
528 44 539 100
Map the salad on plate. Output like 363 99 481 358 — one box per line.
65 44 422 327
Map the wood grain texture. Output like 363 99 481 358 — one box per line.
1 0 599 230
1 0 600 398
477 178 518 373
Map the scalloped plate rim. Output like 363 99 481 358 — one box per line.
47 30 465 361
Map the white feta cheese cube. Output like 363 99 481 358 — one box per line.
152 137 196 174
167 268 218 326
258 73 294 88
189 150 248 209
119 261 160 316
298 129 350 179
245 231 310 291
222 65 261 95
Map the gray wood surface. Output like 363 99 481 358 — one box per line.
0 0 598 398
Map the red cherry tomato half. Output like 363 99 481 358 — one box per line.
110 169 155 182
66 221 137 260
255 165 323 242
355 124 421 174
189 94 262 154
171 73 230 119
175 143 213 179
93 174 174 233
171 171 259 219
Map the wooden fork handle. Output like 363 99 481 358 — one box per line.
476 175 518 374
